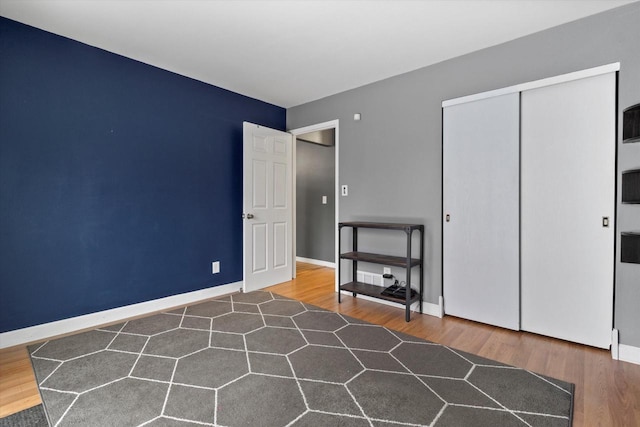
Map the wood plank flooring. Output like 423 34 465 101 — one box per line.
1 262 639 426
0 346 41 418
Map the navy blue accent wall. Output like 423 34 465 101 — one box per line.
0 17 285 333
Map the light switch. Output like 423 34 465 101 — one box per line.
322 196 327 204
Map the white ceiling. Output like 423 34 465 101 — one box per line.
0 0 636 107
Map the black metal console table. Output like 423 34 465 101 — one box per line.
338 221 424 322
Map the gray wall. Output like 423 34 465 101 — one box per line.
287 3 640 347
296 140 335 262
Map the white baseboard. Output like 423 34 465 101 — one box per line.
610 330 640 365
618 344 640 365
0 281 243 349
424 299 444 318
611 329 619 360
296 256 335 268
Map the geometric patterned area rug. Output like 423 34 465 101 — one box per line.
29 291 574 426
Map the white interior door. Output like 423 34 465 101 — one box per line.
243 122 293 292
443 93 520 330
521 73 616 349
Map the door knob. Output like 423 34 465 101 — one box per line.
246 213 254 219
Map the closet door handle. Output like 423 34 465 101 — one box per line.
446 214 451 222
602 217 609 227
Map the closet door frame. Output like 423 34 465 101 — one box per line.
442 62 619 343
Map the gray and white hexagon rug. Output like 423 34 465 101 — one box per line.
29 291 574 426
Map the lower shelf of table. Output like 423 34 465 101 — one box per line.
339 281 421 306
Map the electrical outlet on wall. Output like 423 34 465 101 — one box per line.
383 267 391 275
212 261 220 274
357 270 384 287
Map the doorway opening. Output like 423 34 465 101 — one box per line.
290 120 339 290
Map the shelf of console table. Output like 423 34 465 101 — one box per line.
338 221 424 322
339 251 421 268
339 281 422 306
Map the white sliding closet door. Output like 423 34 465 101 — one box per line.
521 73 615 349
443 93 520 330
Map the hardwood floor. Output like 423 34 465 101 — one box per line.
0 346 41 418
1 262 639 426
